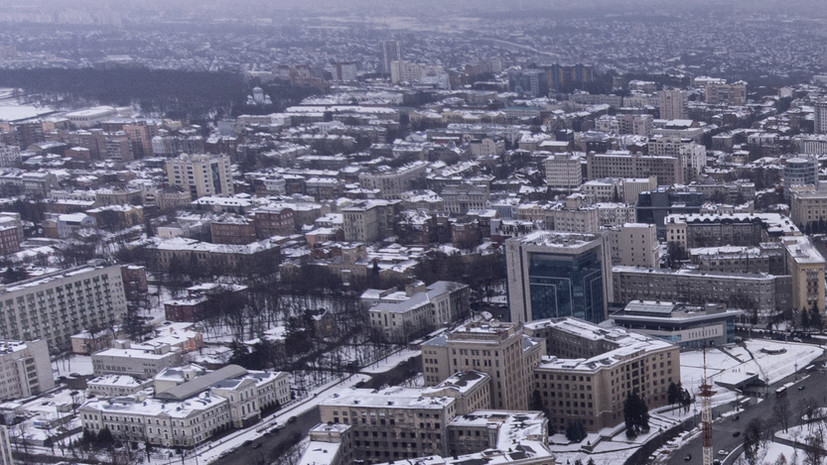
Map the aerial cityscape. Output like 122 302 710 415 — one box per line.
0 1 826 465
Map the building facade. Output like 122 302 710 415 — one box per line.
0 340 54 400
165 153 234 199
421 321 544 410
0 265 128 351
505 231 613 324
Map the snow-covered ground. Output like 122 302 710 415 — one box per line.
552 340 824 464
52 355 94 377
680 340 823 406
360 348 419 374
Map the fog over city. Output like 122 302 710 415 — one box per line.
0 1 825 465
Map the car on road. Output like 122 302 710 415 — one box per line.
798 385 806 390
252 443 262 449
287 416 297 424
733 431 741 437
731 415 740 421
275 424 285 431
713 460 721 465
718 450 728 456
684 453 692 461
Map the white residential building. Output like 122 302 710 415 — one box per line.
0 265 128 351
0 340 54 401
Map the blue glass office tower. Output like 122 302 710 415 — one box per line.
506 231 612 324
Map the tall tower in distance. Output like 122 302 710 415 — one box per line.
815 101 827 134
659 88 687 120
380 40 401 75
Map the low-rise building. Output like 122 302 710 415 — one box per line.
80 366 289 447
86 375 153 398
92 345 183 378
610 301 742 350
367 281 470 343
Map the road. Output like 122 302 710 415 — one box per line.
664 356 827 465
214 407 320 465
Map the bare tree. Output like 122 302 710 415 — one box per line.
774 396 791 433
804 423 825 465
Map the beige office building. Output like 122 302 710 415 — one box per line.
421 321 544 410
525 317 679 431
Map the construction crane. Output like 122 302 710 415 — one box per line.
699 345 716 465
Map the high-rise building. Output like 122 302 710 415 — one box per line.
334 62 358 82
784 156 819 197
0 265 128 351
165 153 234 199
380 40 401 75
508 69 549 98
612 223 659 268
421 321 544 410
505 230 613 324
544 153 583 191
815 101 827 134
658 89 687 120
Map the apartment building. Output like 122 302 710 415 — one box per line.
421 321 544 410
505 230 613 324
612 266 791 317
342 200 397 243
611 223 659 268
658 89 687 120
147 237 281 275
524 317 679 431
0 265 128 351
664 213 800 250
358 162 427 199
441 184 489 215
209 214 256 245
704 81 747 106
586 151 683 186
647 135 706 183
165 153 234 199
367 281 470 343
791 187 827 230
253 206 295 238
0 340 54 400
545 153 583 191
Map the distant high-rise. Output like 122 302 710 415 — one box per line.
658 89 687 120
380 40 401 75
815 101 827 134
165 153 234 199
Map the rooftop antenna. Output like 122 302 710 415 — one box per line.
699 343 716 465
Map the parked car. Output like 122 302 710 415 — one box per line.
718 450 728 456
733 431 741 437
